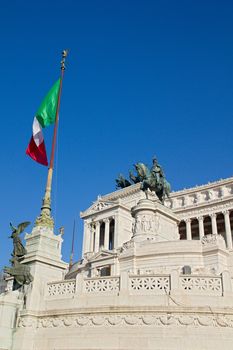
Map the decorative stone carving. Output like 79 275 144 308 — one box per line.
119 240 136 253
131 199 179 242
84 277 120 293
130 276 169 293
18 311 233 330
201 234 226 248
89 200 116 213
133 215 160 234
180 276 222 295
76 316 89 326
47 280 76 296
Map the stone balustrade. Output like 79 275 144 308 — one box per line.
46 272 228 299
129 275 170 294
180 276 222 295
84 276 120 293
47 279 76 297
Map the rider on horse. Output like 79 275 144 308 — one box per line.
150 156 164 189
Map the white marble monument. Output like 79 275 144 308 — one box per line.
1 176 233 349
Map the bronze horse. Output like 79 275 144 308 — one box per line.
134 163 171 203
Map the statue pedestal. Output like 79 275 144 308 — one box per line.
131 199 179 242
21 225 68 311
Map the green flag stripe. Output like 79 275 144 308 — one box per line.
36 78 60 128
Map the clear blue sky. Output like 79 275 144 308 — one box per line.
0 0 233 269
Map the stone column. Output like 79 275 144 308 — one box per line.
185 218 192 240
223 210 233 249
113 216 118 249
82 222 91 254
94 221 100 253
104 219 110 250
210 213 218 235
89 223 94 252
198 216 204 239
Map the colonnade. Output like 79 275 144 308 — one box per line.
84 218 115 254
179 209 233 249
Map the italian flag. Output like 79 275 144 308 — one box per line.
26 79 60 166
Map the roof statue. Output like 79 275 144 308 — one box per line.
116 174 131 189
4 222 33 290
116 156 171 203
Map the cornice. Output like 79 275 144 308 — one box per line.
169 176 233 198
176 200 233 219
81 177 233 217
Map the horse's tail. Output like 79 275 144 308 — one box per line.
164 180 171 197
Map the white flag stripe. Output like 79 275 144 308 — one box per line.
32 117 44 147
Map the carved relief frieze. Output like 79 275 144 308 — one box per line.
201 234 225 246
119 240 136 253
91 201 116 212
177 200 233 220
18 312 233 329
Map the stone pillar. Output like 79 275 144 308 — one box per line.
113 216 118 249
210 213 218 235
131 199 179 242
89 223 94 252
185 218 192 240
170 269 179 295
94 221 100 253
223 210 233 249
104 219 110 250
76 273 84 295
222 270 232 296
198 216 204 239
82 222 90 254
119 271 129 299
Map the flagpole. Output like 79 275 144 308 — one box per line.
69 220 76 269
35 50 68 228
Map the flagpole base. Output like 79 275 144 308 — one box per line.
35 195 54 228
35 211 54 228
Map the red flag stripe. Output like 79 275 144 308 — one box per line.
26 136 48 166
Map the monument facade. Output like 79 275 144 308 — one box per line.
1 173 233 349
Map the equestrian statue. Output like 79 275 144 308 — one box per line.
115 156 171 204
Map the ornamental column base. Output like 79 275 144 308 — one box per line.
131 199 179 243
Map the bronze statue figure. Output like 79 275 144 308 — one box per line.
115 156 171 203
116 174 131 189
135 162 171 203
4 257 33 288
4 221 33 290
10 222 30 257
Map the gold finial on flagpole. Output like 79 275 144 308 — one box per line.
61 50 68 70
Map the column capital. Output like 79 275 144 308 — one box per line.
197 216 203 221
185 218 191 223
223 209 230 216
210 212 217 219
103 218 110 224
